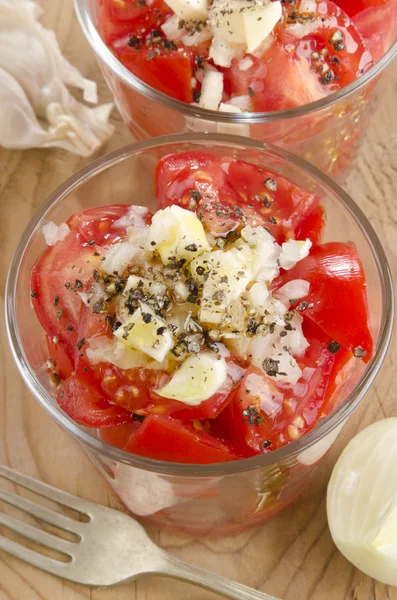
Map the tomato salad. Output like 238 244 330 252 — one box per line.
31 152 373 464
98 0 396 110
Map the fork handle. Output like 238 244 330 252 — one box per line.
150 552 281 600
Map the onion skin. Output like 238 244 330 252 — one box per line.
327 418 397 586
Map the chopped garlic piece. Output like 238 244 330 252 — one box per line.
157 353 227 405
279 239 312 270
114 303 173 362
146 205 211 265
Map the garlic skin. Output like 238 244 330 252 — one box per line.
0 0 114 156
327 418 397 586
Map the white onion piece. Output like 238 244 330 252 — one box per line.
228 95 251 111
161 14 184 40
279 238 312 271
327 419 397 586
101 241 139 275
210 35 240 67
239 56 254 71
275 279 310 304
112 205 148 229
227 361 245 382
285 18 323 39
42 221 70 246
199 70 223 110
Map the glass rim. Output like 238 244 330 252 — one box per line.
5 132 394 477
73 0 397 123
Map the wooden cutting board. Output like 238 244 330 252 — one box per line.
0 2 396 598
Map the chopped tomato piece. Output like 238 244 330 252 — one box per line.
214 322 339 454
293 205 326 244
98 0 172 45
273 242 373 360
279 1 373 90
31 230 99 360
155 152 321 242
353 4 397 62
57 376 133 427
100 421 140 448
336 0 389 17
67 204 136 245
125 415 243 463
46 335 74 380
116 48 194 103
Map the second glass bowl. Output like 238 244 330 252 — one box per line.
74 0 397 181
5 133 394 536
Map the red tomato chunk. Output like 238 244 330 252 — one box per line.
31 152 373 464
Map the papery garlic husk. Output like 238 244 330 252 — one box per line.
0 0 114 156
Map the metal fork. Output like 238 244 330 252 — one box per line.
0 465 280 600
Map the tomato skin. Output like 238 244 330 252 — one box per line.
124 415 244 463
100 366 168 413
57 376 134 428
273 242 373 361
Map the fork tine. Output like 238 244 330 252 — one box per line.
0 512 74 555
0 466 94 515
0 489 83 535
0 534 68 577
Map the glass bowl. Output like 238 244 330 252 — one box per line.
74 0 397 181
5 133 394 537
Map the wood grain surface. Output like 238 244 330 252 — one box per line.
0 2 396 599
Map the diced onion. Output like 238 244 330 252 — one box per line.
327 419 397 586
275 279 310 304
239 56 254 71
161 14 184 40
42 221 70 246
112 35 131 49
227 95 251 111
199 70 224 110
227 361 246 382
279 239 312 271
182 27 212 47
112 205 148 229
286 19 323 39
101 241 139 275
